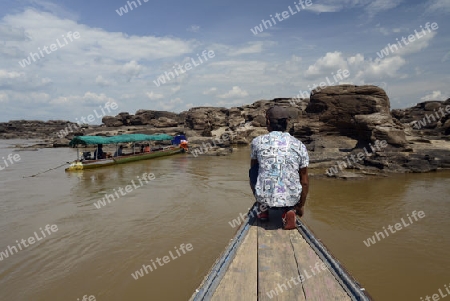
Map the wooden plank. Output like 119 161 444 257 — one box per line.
289 231 351 301
258 210 306 301
211 224 258 301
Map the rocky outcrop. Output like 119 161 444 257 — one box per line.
102 116 124 127
102 110 183 127
0 120 84 141
306 85 408 147
392 99 450 136
2 85 449 177
184 107 229 136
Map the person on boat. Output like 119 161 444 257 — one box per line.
114 145 123 157
144 144 150 153
140 144 144 153
180 139 188 151
94 144 105 160
250 106 309 230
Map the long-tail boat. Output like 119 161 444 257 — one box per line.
65 134 187 171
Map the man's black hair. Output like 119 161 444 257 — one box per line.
268 118 288 131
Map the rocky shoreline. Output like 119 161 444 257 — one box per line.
1 85 449 178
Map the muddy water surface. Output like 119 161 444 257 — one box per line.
0 140 449 301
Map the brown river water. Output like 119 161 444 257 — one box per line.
0 140 449 301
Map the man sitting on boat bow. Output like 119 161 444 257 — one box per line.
249 106 310 230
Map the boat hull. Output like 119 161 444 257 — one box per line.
65 147 183 171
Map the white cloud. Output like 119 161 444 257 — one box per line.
228 41 268 56
0 8 199 120
95 75 110 86
305 51 348 78
291 55 302 63
215 99 246 107
305 4 343 13
0 3 447 120
420 91 448 101
252 32 272 38
0 93 9 103
50 92 116 106
217 86 249 99
203 60 268 84
158 97 183 110
146 91 164 100
0 24 28 41
28 0 79 20
203 87 217 95
357 56 406 79
171 86 181 93
365 0 403 17
374 24 403 36
120 61 144 82
187 25 200 33
3 9 194 63
304 0 401 16
394 30 437 56
303 51 408 84
427 0 450 13
0 70 21 79
442 51 450 62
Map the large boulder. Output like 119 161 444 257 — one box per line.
306 85 408 146
353 113 407 147
132 110 181 125
102 116 124 127
185 107 229 135
306 85 389 132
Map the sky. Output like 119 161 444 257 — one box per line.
0 0 449 123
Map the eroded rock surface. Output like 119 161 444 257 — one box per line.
2 85 449 176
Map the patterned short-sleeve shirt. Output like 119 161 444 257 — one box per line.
250 131 309 207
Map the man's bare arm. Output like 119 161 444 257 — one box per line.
249 159 258 194
250 159 258 167
295 167 309 217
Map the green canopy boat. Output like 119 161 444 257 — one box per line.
66 134 188 171
68 133 174 146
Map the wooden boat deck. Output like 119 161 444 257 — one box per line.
191 207 370 301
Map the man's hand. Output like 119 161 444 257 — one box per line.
295 205 304 217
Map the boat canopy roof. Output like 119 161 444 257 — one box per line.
69 134 173 146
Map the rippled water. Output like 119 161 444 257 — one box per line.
0 140 449 301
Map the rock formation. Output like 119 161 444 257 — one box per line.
1 85 449 177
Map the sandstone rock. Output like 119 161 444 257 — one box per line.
354 113 407 147
305 85 408 147
185 107 228 134
52 138 71 147
372 126 407 147
102 116 123 127
306 85 390 136
2 85 450 177
443 120 450 135
151 117 179 128
0 120 84 140
392 99 450 135
228 107 245 129
117 112 131 125
251 115 266 127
